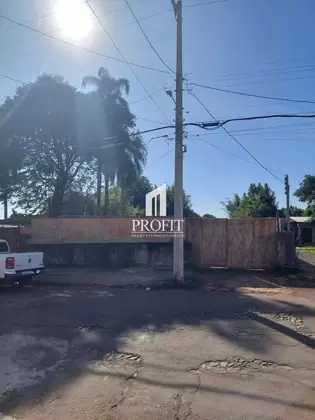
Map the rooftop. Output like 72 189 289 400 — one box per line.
289 217 312 223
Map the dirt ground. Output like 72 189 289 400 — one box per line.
1 270 315 419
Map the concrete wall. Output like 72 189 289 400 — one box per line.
23 217 295 269
30 217 182 244
276 232 296 267
27 242 192 268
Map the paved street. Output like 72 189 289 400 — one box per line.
1 283 315 419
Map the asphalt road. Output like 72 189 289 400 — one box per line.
1 284 315 420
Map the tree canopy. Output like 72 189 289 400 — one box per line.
81 67 146 215
5 69 313 221
278 206 305 218
222 183 278 218
294 175 315 216
0 71 201 219
1 75 92 216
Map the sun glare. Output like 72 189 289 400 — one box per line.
55 0 92 40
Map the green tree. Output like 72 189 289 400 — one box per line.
0 137 23 219
278 205 305 218
128 176 153 211
82 67 146 215
0 104 24 219
7 210 32 225
166 185 200 217
294 175 315 217
1 75 92 216
106 186 143 217
59 191 97 216
222 183 278 218
203 213 216 218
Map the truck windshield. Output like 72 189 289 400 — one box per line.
0 242 9 252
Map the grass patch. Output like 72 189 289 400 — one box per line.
297 247 315 254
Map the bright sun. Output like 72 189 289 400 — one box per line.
55 0 92 40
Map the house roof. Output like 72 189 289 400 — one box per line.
289 216 312 223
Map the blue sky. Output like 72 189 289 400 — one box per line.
1 0 315 217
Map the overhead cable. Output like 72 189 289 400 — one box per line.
0 15 169 75
124 0 175 74
191 82 315 105
185 0 229 8
188 91 283 182
85 2 172 123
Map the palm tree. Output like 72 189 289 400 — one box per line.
116 133 147 213
82 67 146 215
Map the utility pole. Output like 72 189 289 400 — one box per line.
3 191 8 220
284 174 290 231
173 0 184 282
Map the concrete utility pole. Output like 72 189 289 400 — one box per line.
285 174 290 231
173 0 184 282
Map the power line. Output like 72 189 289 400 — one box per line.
146 148 173 169
0 74 166 117
2 70 315 145
191 82 315 105
0 73 25 85
1 4 172 39
218 113 315 128
184 0 229 8
0 73 164 111
220 129 283 182
193 135 283 172
220 74 315 89
0 15 169 75
188 91 283 182
0 0 148 33
124 0 175 73
191 120 315 135
191 129 315 139
85 1 172 123
124 9 172 27
129 89 165 105
194 64 315 85
137 116 169 125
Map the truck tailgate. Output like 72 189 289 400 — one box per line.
10 252 44 272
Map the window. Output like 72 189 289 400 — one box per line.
301 227 313 244
0 242 9 252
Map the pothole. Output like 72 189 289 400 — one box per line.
191 357 294 375
97 351 142 366
237 309 312 337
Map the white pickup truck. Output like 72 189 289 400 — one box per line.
0 239 44 286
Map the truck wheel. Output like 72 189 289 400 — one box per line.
14 276 32 288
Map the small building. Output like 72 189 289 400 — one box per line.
289 217 315 245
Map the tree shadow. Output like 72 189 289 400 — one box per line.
1 286 315 415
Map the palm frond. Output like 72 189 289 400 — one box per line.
98 67 110 79
81 76 100 89
118 78 130 96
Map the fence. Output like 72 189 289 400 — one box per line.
187 218 293 269
25 217 294 269
296 247 315 267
